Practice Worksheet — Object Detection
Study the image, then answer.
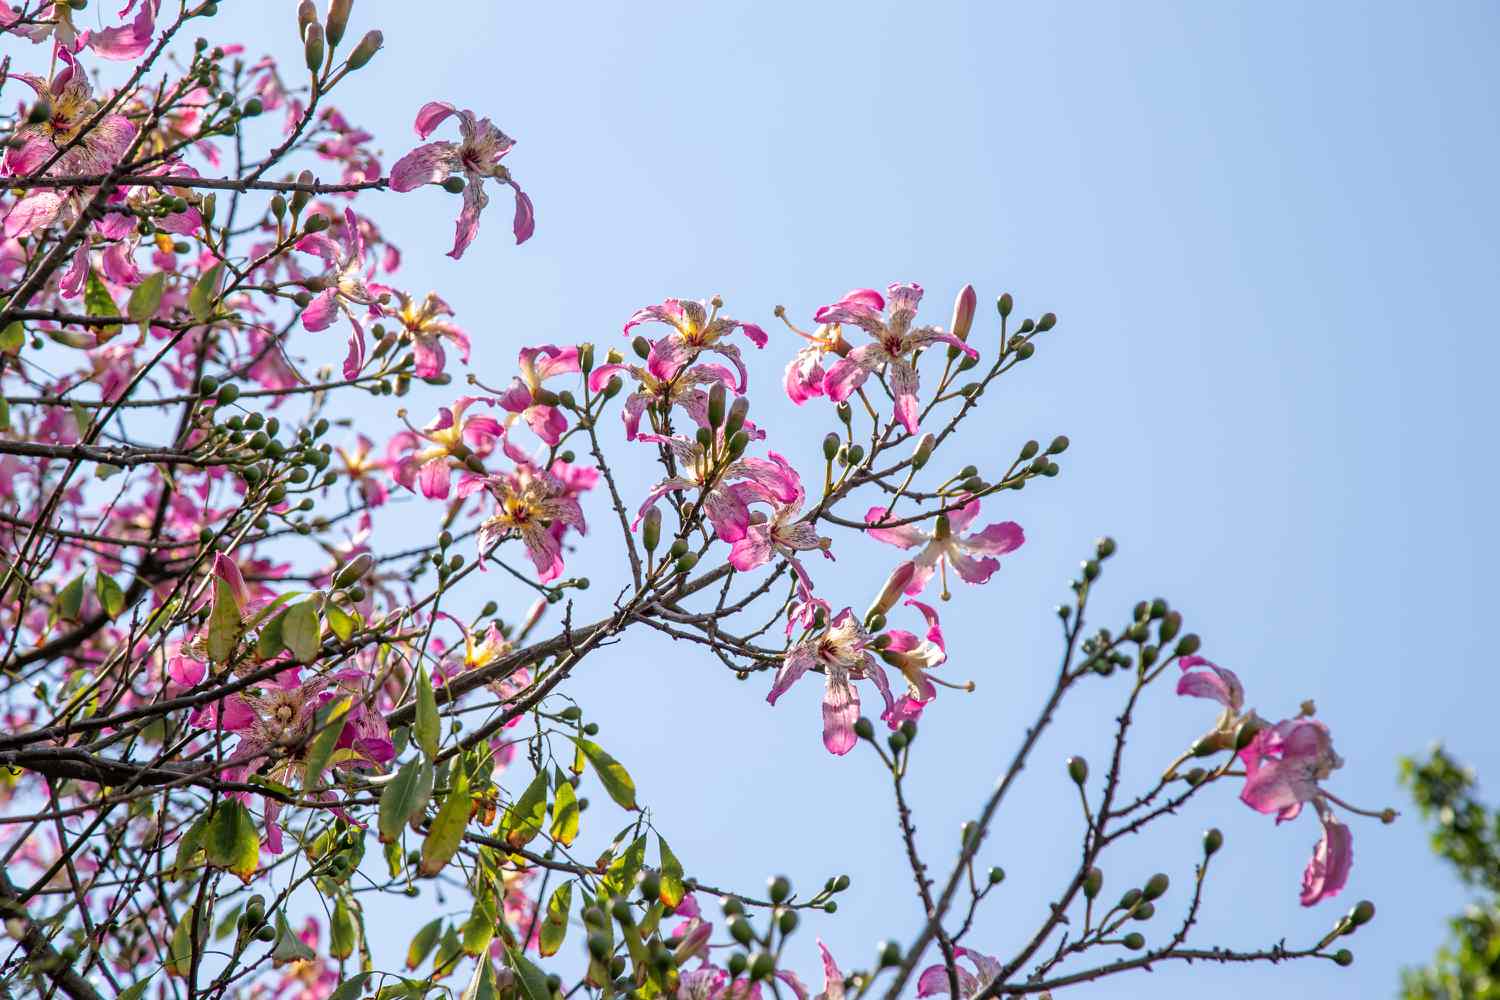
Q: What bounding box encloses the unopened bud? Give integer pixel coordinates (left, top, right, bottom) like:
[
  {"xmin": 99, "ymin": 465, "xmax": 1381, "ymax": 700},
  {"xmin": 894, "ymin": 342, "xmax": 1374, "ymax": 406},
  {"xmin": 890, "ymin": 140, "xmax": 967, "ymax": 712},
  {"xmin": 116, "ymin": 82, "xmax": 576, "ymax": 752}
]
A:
[
  {"xmin": 578, "ymin": 343, "xmax": 594, "ymax": 373},
  {"xmin": 1122, "ymin": 932, "xmax": 1145, "ymax": 951},
  {"xmin": 1202, "ymin": 828, "xmax": 1223, "ymax": 856},
  {"xmin": 642, "ymin": 508, "xmax": 662, "ymax": 553},
  {"xmin": 1174, "ymin": 634, "xmax": 1201, "ymax": 657},
  {"xmin": 1047, "ymin": 435, "xmax": 1069, "ymax": 455},
  {"xmin": 1333, "ymin": 949, "xmax": 1353, "ymax": 967},
  {"xmin": 950, "ymin": 284, "xmax": 977, "ymax": 342},
  {"xmin": 297, "ymin": 0, "xmax": 317, "ymax": 37},
  {"xmin": 1067, "ymin": 756, "xmax": 1088, "ymax": 785},
  {"xmin": 1349, "ymin": 900, "xmax": 1375, "ymax": 927},
  {"xmin": 1019, "ymin": 440, "xmax": 1039, "ymax": 461},
  {"xmin": 767, "ymin": 875, "xmax": 791, "ymax": 903},
  {"xmin": 1142, "ymin": 873, "xmax": 1169, "ymax": 900},
  {"xmin": 303, "ymin": 23, "xmax": 325, "ymax": 73},
  {"xmin": 727, "ymin": 430, "xmax": 750, "ymax": 458},
  {"xmin": 725, "ymin": 396, "xmax": 749, "ymax": 436},
  {"xmin": 988, "ymin": 866, "xmax": 1006, "ymax": 885},
  {"xmin": 346, "ymin": 29, "xmax": 383, "ymax": 69},
  {"xmin": 674, "ymin": 552, "xmax": 698, "ymax": 574},
  {"xmin": 997, "ymin": 293, "xmax": 1013, "ymax": 319},
  {"xmin": 878, "ymin": 941, "xmax": 902, "ymax": 968},
  {"xmin": 325, "ymin": 0, "xmax": 353, "ymax": 47},
  {"xmin": 1082, "ymin": 867, "xmax": 1102, "ymax": 899},
  {"xmin": 631, "ymin": 335, "xmax": 651, "ymax": 360},
  {"xmin": 822, "ymin": 433, "xmax": 840, "ymax": 461},
  {"xmin": 853, "ymin": 717, "xmax": 875, "ymax": 742},
  {"xmin": 1037, "ymin": 312, "xmax": 1057, "ymax": 332},
  {"xmin": 707, "ymin": 383, "xmax": 727, "ymax": 428},
  {"xmin": 333, "ymin": 553, "xmax": 373, "ymax": 589},
  {"xmin": 911, "ymin": 433, "xmax": 936, "ymax": 470}
]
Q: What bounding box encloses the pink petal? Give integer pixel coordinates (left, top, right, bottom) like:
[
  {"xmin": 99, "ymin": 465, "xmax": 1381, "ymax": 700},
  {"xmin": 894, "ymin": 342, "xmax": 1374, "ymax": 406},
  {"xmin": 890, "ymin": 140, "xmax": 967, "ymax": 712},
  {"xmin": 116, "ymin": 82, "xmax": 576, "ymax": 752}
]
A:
[
  {"xmin": 389, "ymin": 140, "xmax": 458, "ymax": 191},
  {"xmin": 412, "ymin": 101, "xmax": 458, "ymax": 140},
  {"xmin": 822, "ymin": 671, "xmax": 860, "ymax": 756},
  {"xmin": 864, "ymin": 507, "xmax": 927, "ymax": 549},
  {"xmin": 299, "ymin": 288, "xmax": 339, "ymax": 332},
  {"xmin": 1300, "ymin": 815, "xmax": 1353, "ymax": 906}
]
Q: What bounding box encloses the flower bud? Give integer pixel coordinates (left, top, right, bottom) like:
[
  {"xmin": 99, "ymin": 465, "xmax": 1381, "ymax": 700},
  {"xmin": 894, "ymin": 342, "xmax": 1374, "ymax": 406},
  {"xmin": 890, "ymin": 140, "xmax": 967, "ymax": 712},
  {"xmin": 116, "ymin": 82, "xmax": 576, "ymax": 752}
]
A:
[
  {"xmin": 988, "ymin": 866, "xmax": 1006, "ymax": 885},
  {"xmin": 728, "ymin": 952, "xmax": 748, "ymax": 976},
  {"xmin": 587, "ymin": 931, "xmax": 610, "ymax": 960},
  {"xmin": 867, "ymin": 562, "xmax": 916, "ymax": 619},
  {"xmin": 604, "ymin": 375, "xmax": 623, "ymax": 398},
  {"xmin": 304, "ymin": 212, "xmax": 330, "ymax": 233},
  {"xmin": 242, "ymin": 96, "xmax": 264, "ymax": 117},
  {"xmin": 1082, "ymin": 867, "xmax": 1102, "ymax": 899},
  {"xmin": 325, "ymin": 0, "xmax": 353, "ymax": 47},
  {"xmin": 878, "ymin": 941, "xmax": 902, "ymax": 968},
  {"xmin": 911, "ymin": 433, "xmax": 936, "ymax": 470},
  {"xmin": 1067, "ymin": 756, "xmax": 1088, "ymax": 785},
  {"xmin": 297, "ymin": 0, "xmax": 317, "ymax": 37},
  {"xmin": 707, "ymin": 383, "xmax": 727, "ymax": 428},
  {"xmin": 728, "ymin": 915, "xmax": 752, "ymax": 945},
  {"xmin": 695, "ymin": 426, "xmax": 713, "ymax": 450},
  {"xmin": 1202, "ymin": 827, "xmax": 1223, "ymax": 856},
  {"xmin": 727, "ymin": 430, "xmax": 750, "ymax": 458},
  {"xmin": 1158, "ymin": 611, "xmax": 1181, "ymax": 643},
  {"xmin": 887, "ymin": 731, "xmax": 907, "ymax": 752},
  {"xmin": 1047, "ymin": 435, "xmax": 1069, "ymax": 455},
  {"xmin": 1349, "ymin": 900, "xmax": 1375, "ymax": 927},
  {"xmin": 750, "ymin": 951, "xmax": 775, "ymax": 981},
  {"xmin": 950, "ymin": 284, "xmax": 977, "ymax": 342},
  {"xmin": 1234, "ymin": 718, "xmax": 1261, "ymax": 751},
  {"xmin": 1095, "ymin": 536, "xmax": 1116, "ymax": 559},
  {"xmin": 333, "ymin": 553, "xmax": 373, "ymax": 589},
  {"xmin": 1333, "ymin": 949, "xmax": 1353, "ymax": 967},
  {"xmin": 845, "ymin": 444, "xmax": 865, "ymax": 466},
  {"xmin": 1174, "ymin": 634, "xmax": 1201, "ymax": 657},
  {"xmin": 1132, "ymin": 901, "xmax": 1155, "ymax": 920},
  {"xmin": 632, "ymin": 335, "xmax": 651, "ymax": 360},
  {"xmin": 1118, "ymin": 888, "xmax": 1141, "ymax": 910},
  {"xmin": 1142, "ymin": 873, "xmax": 1169, "ymax": 900},
  {"xmin": 304, "ymin": 23, "xmax": 325, "ymax": 73},
  {"xmin": 768, "ymin": 875, "xmax": 791, "ymax": 904},
  {"xmin": 642, "ymin": 507, "xmax": 662, "ymax": 553},
  {"xmin": 1037, "ymin": 312, "xmax": 1057, "ymax": 332},
  {"xmin": 778, "ymin": 910, "xmax": 798, "ymax": 935},
  {"xmin": 1122, "ymin": 932, "xmax": 1145, "ymax": 951},
  {"xmin": 578, "ymin": 342, "xmax": 595, "ymax": 374},
  {"xmin": 853, "ymin": 717, "xmax": 875, "ymax": 742},
  {"xmin": 997, "ymin": 293, "xmax": 1013, "ymax": 319},
  {"xmin": 674, "ymin": 552, "xmax": 698, "ymax": 574},
  {"xmin": 346, "ymin": 29, "xmax": 383, "ymax": 69},
  {"xmin": 725, "ymin": 396, "xmax": 750, "ymax": 436},
  {"xmin": 1019, "ymin": 440, "xmax": 1039, "ymax": 461},
  {"xmin": 822, "ymin": 433, "xmax": 840, "ymax": 461}
]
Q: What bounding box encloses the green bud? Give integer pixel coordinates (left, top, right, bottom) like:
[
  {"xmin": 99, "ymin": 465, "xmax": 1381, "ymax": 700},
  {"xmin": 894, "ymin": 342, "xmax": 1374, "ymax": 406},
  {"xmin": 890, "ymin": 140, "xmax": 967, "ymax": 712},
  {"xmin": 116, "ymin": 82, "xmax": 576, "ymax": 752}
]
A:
[
  {"xmin": 1047, "ymin": 435, "xmax": 1069, "ymax": 455},
  {"xmin": 707, "ymin": 383, "xmax": 727, "ymax": 428},
  {"xmin": 750, "ymin": 951, "xmax": 775, "ymax": 981},
  {"xmin": 255, "ymin": 923, "xmax": 277, "ymax": 942},
  {"xmin": 587, "ymin": 932, "xmax": 610, "ymax": 960},
  {"xmin": 823, "ymin": 433, "xmax": 841, "ymax": 461},
  {"xmin": 997, "ymin": 293, "xmax": 1013, "ymax": 318},
  {"xmin": 778, "ymin": 909, "xmax": 798, "ymax": 935},
  {"xmin": 1095, "ymin": 536, "xmax": 1116, "ymax": 559},
  {"xmin": 1349, "ymin": 900, "xmax": 1375, "ymax": 927},
  {"xmin": 725, "ymin": 396, "xmax": 750, "ymax": 436},
  {"xmin": 878, "ymin": 941, "xmax": 902, "ymax": 968},
  {"xmin": 1119, "ymin": 888, "xmax": 1141, "ymax": 910},
  {"xmin": 632, "ymin": 335, "xmax": 651, "ymax": 359},
  {"xmin": 1132, "ymin": 901, "xmax": 1155, "ymax": 920},
  {"xmin": 441, "ymin": 176, "xmax": 466, "ymax": 194},
  {"xmin": 911, "ymin": 433, "xmax": 936, "ymax": 469},
  {"xmin": 1037, "ymin": 312, "xmax": 1057, "ymax": 332},
  {"xmin": 853, "ymin": 717, "xmax": 875, "ymax": 742},
  {"xmin": 1174, "ymin": 634, "xmax": 1201, "ymax": 657},
  {"xmin": 242, "ymin": 97, "xmax": 264, "ymax": 117},
  {"xmin": 346, "ymin": 30, "xmax": 383, "ymax": 70},
  {"xmin": 642, "ymin": 507, "xmax": 662, "ymax": 553},
  {"xmin": 303, "ymin": 212, "xmax": 330, "ymax": 233},
  {"xmin": 727, "ymin": 430, "xmax": 750, "ymax": 458},
  {"xmin": 199, "ymin": 375, "xmax": 220, "ymax": 396},
  {"xmin": 669, "ymin": 539, "xmax": 689, "ymax": 558},
  {"xmin": 1122, "ymin": 932, "xmax": 1145, "ymax": 951},
  {"xmin": 823, "ymin": 901, "xmax": 838, "ymax": 913},
  {"xmin": 674, "ymin": 552, "xmax": 698, "ymax": 574},
  {"xmin": 610, "ymin": 898, "xmax": 633, "ymax": 924},
  {"xmin": 988, "ymin": 866, "xmax": 1006, "ymax": 886},
  {"xmin": 1159, "ymin": 611, "xmax": 1182, "ymax": 643},
  {"xmin": 303, "ymin": 23, "xmax": 325, "ymax": 73},
  {"xmin": 887, "ymin": 731, "xmax": 907, "ymax": 752},
  {"xmin": 728, "ymin": 952, "xmax": 748, "ymax": 977},
  {"xmin": 768, "ymin": 875, "xmax": 791, "ymax": 904},
  {"xmin": 1202, "ymin": 828, "xmax": 1223, "ymax": 856},
  {"xmin": 1142, "ymin": 873, "xmax": 1169, "ymax": 900},
  {"xmin": 721, "ymin": 897, "xmax": 745, "ymax": 917},
  {"xmin": 728, "ymin": 916, "xmax": 753, "ymax": 945},
  {"xmin": 1234, "ymin": 718, "xmax": 1261, "ymax": 751},
  {"xmin": 1067, "ymin": 756, "xmax": 1088, "ymax": 785},
  {"xmin": 333, "ymin": 553, "xmax": 374, "ymax": 589},
  {"xmin": 1016, "ymin": 342, "xmax": 1035, "ymax": 360},
  {"xmin": 1082, "ymin": 867, "xmax": 1102, "ymax": 898},
  {"xmin": 216, "ymin": 383, "xmax": 240, "ymax": 405},
  {"xmin": 1333, "ymin": 949, "xmax": 1353, "ymax": 967}
]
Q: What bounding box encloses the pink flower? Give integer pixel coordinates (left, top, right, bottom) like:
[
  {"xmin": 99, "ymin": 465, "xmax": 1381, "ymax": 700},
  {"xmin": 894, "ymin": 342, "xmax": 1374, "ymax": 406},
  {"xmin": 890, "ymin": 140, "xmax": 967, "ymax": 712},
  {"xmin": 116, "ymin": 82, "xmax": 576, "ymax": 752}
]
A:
[
  {"xmin": 588, "ymin": 355, "xmax": 738, "ymax": 441},
  {"xmin": 394, "ymin": 290, "xmax": 469, "ymax": 379},
  {"xmin": 632, "ymin": 435, "xmax": 799, "ymax": 545},
  {"xmin": 775, "ymin": 940, "xmax": 846, "ymax": 1000},
  {"xmin": 876, "ymin": 599, "xmax": 958, "ymax": 727},
  {"xmin": 499, "ymin": 344, "xmax": 580, "ymax": 446},
  {"xmin": 467, "ymin": 463, "xmax": 586, "ymax": 582},
  {"xmin": 1239, "ymin": 716, "xmax": 1356, "ymax": 906},
  {"xmin": 2, "ymin": 54, "xmax": 136, "ymax": 178},
  {"xmin": 389, "ymin": 101, "xmax": 533, "ymax": 258},
  {"xmin": 334, "ymin": 434, "xmax": 389, "ymax": 507},
  {"xmin": 775, "ymin": 310, "xmax": 850, "ymax": 405},
  {"xmin": 817, "ymin": 284, "xmax": 978, "ymax": 434},
  {"xmin": 864, "ymin": 496, "xmax": 1023, "ymax": 599},
  {"xmin": 916, "ymin": 947, "xmax": 1001, "ymax": 998},
  {"xmin": 727, "ymin": 473, "xmax": 831, "ymax": 590},
  {"xmin": 1175, "ymin": 655, "xmax": 1261, "ymax": 750},
  {"xmin": 768, "ymin": 608, "xmax": 895, "ymax": 755},
  {"xmin": 87, "ymin": 0, "xmax": 158, "ymax": 60},
  {"xmin": 387, "ymin": 397, "xmax": 503, "ymax": 500},
  {"xmin": 623, "ymin": 296, "xmax": 768, "ymax": 392},
  {"xmin": 294, "ymin": 207, "xmax": 388, "ymax": 378}
]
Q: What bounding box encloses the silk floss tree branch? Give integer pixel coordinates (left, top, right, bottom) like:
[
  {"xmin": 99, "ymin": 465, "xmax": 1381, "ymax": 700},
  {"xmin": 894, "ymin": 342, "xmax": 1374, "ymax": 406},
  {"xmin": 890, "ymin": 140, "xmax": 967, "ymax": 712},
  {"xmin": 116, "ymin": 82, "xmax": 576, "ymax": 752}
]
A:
[{"xmin": 0, "ymin": 1, "xmax": 1394, "ymax": 998}]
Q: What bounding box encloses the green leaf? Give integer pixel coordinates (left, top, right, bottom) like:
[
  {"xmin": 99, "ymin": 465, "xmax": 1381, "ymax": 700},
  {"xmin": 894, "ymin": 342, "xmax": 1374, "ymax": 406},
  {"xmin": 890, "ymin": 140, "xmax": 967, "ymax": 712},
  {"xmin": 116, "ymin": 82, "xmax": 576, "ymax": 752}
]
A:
[
  {"xmin": 69, "ymin": 401, "xmax": 90, "ymax": 437},
  {"xmin": 164, "ymin": 909, "xmax": 210, "ymax": 977},
  {"xmin": 206, "ymin": 573, "xmax": 244, "ymax": 663},
  {"xmin": 460, "ymin": 894, "xmax": 497, "ymax": 957},
  {"xmin": 506, "ymin": 944, "xmax": 553, "ymax": 1000},
  {"xmin": 302, "ymin": 695, "xmax": 351, "ymax": 789},
  {"xmin": 0, "ymin": 395, "xmax": 9, "ymax": 432},
  {"xmin": 171, "ymin": 813, "xmax": 209, "ymax": 879},
  {"xmin": 0, "ymin": 320, "xmax": 23, "ymax": 353},
  {"xmin": 256, "ymin": 608, "xmax": 286, "ymax": 660},
  {"xmin": 126, "ymin": 270, "xmax": 166, "ymax": 327},
  {"xmin": 328, "ymin": 973, "xmax": 372, "ymax": 1000},
  {"xmin": 329, "ymin": 896, "xmax": 357, "ymax": 959},
  {"xmin": 502, "ymin": 769, "xmax": 549, "ymax": 850},
  {"xmin": 550, "ymin": 775, "xmax": 580, "ymax": 848},
  {"xmin": 84, "ymin": 269, "xmax": 121, "ymax": 338},
  {"xmin": 271, "ymin": 910, "xmax": 316, "ymax": 965},
  {"xmin": 405, "ymin": 917, "xmax": 442, "ymax": 970},
  {"xmin": 414, "ymin": 663, "xmax": 440, "ymax": 761},
  {"xmin": 116, "ymin": 982, "xmax": 150, "ymax": 1000},
  {"xmin": 572, "ymin": 737, "xmax": 638, "ymax": 811},
  {"xmin": 95, "ymin": 572, "xmax": 126, "ymax": 618},
  {"xmin": 461, "ymin": 959, "xmax": 502, "ymax": 1000},
  {"xmin": 379, "ymin": 759, "xmax": 434, "ymax": 844},
  {"xmin": 56, "ymin": 574, "xmax": 85, "ymax": 622},
  {"xmin": 658, "ymin": 834, "xmax": 686, "ymax": 910},
  {"xmin": 326, "ymin": 603, "xmax": 356, "ymax": 642},
  {"xmin": 188, "ymin": 263, "xmax": 223, "ymax": 322},
  {"xmin": 420, "ymin": 768, "xmax": 470, "ymax": 877},
  {"xmin": 538, "ymin": 881, "xmax": 572, "ymax": 958},
  {"xmin": 204, "ymin": 799, "xmax": 260, "ymax": 882},
  {"xmin": 282, "ymin": 600, "xmax": 321, "ymax": 662},
  {"xmin": 603, "ymin": 834, "xmax": 647, "ymax": 897}
]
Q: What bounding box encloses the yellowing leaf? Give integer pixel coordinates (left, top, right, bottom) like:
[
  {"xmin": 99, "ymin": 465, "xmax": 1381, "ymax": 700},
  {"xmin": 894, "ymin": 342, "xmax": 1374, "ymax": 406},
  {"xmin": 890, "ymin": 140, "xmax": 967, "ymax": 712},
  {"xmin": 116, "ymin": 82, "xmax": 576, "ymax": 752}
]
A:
[
  {"xmin": 204, "ymin": 799, "xmax": 260, "ymax": 882},
  {"xmin": 84, "ymin": 269, "xmax": 121, "ymax": 339},
  {"xmin": 550, "ymin": 777, "xmax": 579, "ymax": 848},
  {"xmin": 658, "ymin": 835, "xmax": 686, "ymax": 910},
  {"xmin": 502, "ymin": 769, "xmax": 548, "ymax": 850},
  {"xmin": 538, "ymin": 881, "xmax": 572, "ymax": 958},
  {"xmin": 405, "ymin": 917, "xmax": 442, "ymax": 970}
]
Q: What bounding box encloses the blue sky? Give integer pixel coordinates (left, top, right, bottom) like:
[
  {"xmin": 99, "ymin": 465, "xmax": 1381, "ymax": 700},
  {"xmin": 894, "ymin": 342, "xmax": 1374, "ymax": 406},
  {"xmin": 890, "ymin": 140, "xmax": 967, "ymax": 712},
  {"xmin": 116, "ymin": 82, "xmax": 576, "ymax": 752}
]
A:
[{"xmin": 108, "ymin": 2, "xmax": 1500, "ymax": 995}]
